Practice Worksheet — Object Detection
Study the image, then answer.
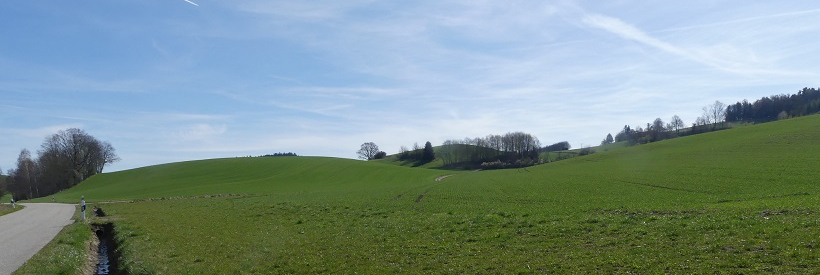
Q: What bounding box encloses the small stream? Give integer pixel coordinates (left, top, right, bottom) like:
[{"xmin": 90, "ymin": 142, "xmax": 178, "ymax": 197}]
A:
[
  {"xmin": 97, "ymin": 237, "xmax": 112, "ymax": 274},
  {"xmin": 93, "ymin": 223, "xmax": 122, "ymax": 275}
]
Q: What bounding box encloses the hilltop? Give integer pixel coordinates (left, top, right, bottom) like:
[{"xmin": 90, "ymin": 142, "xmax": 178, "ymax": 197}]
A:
[{"xmin": 51, "ymin": 156, "xmax": 447, "ymax": 202}]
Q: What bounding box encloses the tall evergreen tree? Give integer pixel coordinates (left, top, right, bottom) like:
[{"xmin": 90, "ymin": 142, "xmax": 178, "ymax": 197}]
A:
[{"xmin": 422, "ymin": 141, "xmax": 434, "ymax": 163}]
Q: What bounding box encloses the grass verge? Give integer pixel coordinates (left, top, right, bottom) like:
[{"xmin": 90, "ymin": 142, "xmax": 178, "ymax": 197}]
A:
[{"xmin": 0, "ymin": 204, "xmax": 24, "ymax": 217}]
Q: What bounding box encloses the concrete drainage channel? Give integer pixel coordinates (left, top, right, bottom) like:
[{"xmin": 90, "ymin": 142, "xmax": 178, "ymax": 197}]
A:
[{"xmin": 90, "ymin": 208, "xmax": 125, "ymax": 275}]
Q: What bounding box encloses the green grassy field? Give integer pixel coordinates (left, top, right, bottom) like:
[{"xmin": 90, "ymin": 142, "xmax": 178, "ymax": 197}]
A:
[{"xmin": 30, "ymin": 115, "xmax": 820, "ymax": 274}]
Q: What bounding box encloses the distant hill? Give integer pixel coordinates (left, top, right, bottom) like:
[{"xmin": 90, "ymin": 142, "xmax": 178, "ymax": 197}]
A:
[
  {"xmin": 53, "ymin": 114, "xmax": 820, "ymax": 205},
  {"xmin": 50, "ymin": 156, "xmax": 447, "ymax": 202}
]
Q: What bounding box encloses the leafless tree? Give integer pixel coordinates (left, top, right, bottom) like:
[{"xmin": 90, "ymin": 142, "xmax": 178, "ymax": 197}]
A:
[
  {"xmin": 357, "ymin": 142, "xmax": 380, "ymax": 160},
  {"xmin": 10, "ymin": 149, "xmax": 39, "ymax": 199},
  {"xmin": 39, "ymin": 128, "xmax": 120, "ymax": 191},
  {"xmin": 669, "ymin": 115, "xmax": 684, "ymax": 134},
  {"xmin": 705, "ymin": 100, "xmax": 727, "ymax": 130},
  {"xmin": 6, "ymin": 128, "xmax": 118, "ymax": 199}
]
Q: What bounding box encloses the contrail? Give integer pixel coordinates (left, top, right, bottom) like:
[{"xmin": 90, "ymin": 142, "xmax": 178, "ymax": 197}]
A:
[{"xmin": 182, "ymin": 0, "xmax": 199, "ymax": 6}]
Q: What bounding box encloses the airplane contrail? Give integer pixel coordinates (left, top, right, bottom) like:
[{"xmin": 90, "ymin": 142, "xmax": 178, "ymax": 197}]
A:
[{"xmin": 182, "ymin": 0, "xmax": 199, "ymax": 6}]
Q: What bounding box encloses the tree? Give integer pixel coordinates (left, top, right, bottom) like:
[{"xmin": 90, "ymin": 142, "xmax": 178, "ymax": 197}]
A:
[
  {"xmin": 92, "ymin": 141, "xmax": 120, "ymax": 174},
  {"xmin": 9, "ymin": 149, "xmax": 39, "ymax": 199},
  {"xmin": 398, "ymin": 145, "xmax": 410, "ymax": 160},
  {"xmin": 356, "ymin": 142, "xmax": 380, "ymax": 160},
  {"xmin": 706, "ymin": 100, "xmax": 727, "ymax": 130},
  {"xmin": 422, "ymin": 141, "xmax": 434, "ymax": 163},
  {"xmin": 373, "ymin": 151, "xmax": 387, "ymax": 159},
  {"xmin": 601, "ymin": 133, "xmax": 614, "ymax": 145},
  {"xmin": 38, "ymin": 128, "xmax": 118, "ymax": 189},
  {"xmin": 669, "ymin": 115, "xmax": 684, "ymax": 135},
  {"xmin": 7, "ymin": 128, "xmax": 119, "ymax": 199},
  {"xmin": 544, "ymin": 141, "xmax": 570, "ymax": 152},
  {"xmin": 649, "ymin": 118, "xmax": 666, "ymax": 142}
]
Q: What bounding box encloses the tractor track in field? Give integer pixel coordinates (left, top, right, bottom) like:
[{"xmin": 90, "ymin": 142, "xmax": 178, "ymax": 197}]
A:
[
  {"xmin": 617, "ymin": 180, "xmax": 711, "ymax": 194},
  {"xmin": 417, "ymin": 171, "xmax": 481, "ymax": 203},
  {"xmin": 417, "ymin": 174, "xmax": 456, "ymax": 203},
  {"xmin": 391, "ymin": 174, "xmax": 454, "ymax": 203}
]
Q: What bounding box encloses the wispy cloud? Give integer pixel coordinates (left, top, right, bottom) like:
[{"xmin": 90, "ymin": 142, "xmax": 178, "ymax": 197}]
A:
[
  {"xmin": 181, "ymin": 0, "xmax": 199, "ymax": 7},
  {"xmin": 655, "ymin": 8, "xmax": 820, "ymax": 33},
  {"xmin": 581, "ymin": 12, "xmax": 815, "ymax": 79}
]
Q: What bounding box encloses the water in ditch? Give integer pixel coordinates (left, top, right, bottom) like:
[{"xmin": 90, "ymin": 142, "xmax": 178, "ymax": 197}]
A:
[{"xmin": 94, "ymin": 223, "xmax": 122, "ymax": 275}]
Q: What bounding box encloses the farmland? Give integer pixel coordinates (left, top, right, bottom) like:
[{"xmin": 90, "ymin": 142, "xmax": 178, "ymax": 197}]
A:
[{"xmin": 26, "ymin": 115, "xmax": 820, "ymax": 274}]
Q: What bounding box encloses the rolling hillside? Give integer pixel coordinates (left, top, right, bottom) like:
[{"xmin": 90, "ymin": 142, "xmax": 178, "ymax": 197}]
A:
[
  {"xmin": 31, "ymin": 114, "xmax": 820, "ymax": 274},
  {"xmin": 51, "ymin": 156, "xmax": 449, "ymax": 202}
]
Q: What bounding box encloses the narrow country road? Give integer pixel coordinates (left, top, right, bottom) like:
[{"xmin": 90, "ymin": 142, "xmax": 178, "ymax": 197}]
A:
[{"xmin": 0, "ymin": 203, "xmax": 76, "ymax": 275}]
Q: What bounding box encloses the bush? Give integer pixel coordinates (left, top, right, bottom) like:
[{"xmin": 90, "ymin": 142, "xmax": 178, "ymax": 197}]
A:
[{"xmin": 578, "ymin": 147, "xmax": 595, "ymax": 156}]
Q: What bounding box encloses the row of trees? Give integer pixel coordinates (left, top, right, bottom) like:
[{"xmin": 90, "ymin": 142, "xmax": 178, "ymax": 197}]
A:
[
  {"xmin": 397, "ymin": 142, "xmax": 434, "ymax": 164},
  {"xmin": 356, "ymin": 141, "xmax": 435, "ymax": 165},
  {"xmin": 260, "ymin": 152, "xmax": 298, "ymax": 157},
  {"xmin": 612, "ymin": 101, "xmax": 728, "ymax": 145},
  {"xmin": 437, "ymin": 132, "xmax": 541, "ymax": 167},
  {"xmin": 5, "ymin": 128, "xmax": 119, "ymax": 200},
  {"xmin": 611, "ymin": 87, "xmax": 820, "ymax": 148},
  {"xmin": 726, "ymin": 87, "xmax": 820, "ymax": 122}
]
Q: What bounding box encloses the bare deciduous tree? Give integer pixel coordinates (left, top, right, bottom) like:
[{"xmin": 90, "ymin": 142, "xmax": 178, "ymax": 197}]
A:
[
  {"xmin": 357, "ymin": 142, "xmax": 380, "ymax": 160},
  {"xmin": 10, "ymin": 149, "xmax": 39, "ymax": 199},
  {"xmin": 7, "ymin": 128, "xmax": 119, "ymax": 199},
  {"xmin": 669, "ymin": 115, "xmax": 684, "ymax": 134},
  {"xmin": 705, "ymin": 100, "xmax": 727, "ymax": 130}
]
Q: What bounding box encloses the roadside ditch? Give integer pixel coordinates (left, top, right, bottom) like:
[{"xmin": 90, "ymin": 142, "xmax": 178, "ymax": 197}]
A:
[{"xmin": 88, "ymin": 207, "xmax": 126, "ymax": 275}]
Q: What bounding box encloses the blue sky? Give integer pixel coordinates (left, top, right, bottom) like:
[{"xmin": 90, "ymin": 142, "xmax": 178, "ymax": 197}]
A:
[{"xmin": 2, "ymin": 1, "xmax": 820, "ymax": 172}]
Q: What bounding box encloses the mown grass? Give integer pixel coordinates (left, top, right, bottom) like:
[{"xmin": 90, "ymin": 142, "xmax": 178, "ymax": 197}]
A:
[
  {"xmin": 29, "ymin": 114, "xmax": 820, "ymax": 273},
  {"xmin": 13, "ymin": 206, "xmax": 93, "ymax": 275}
]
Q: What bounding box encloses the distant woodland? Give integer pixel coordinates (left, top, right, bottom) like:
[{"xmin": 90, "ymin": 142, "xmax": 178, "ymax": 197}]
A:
[
  {"xmin": 365, "ymin": 86, "xmax": 820, "ymax": 170},
  {"xmin": 725, "ymin": 87, "xmax": 820, "ymax": 122}
]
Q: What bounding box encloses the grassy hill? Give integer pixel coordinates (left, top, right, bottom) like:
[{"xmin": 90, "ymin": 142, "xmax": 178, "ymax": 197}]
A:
[
  {"xmin": 27, "ymin": 115, "xmax": 820, "ymax": 274},
  {"xmin": 49, "ymin": 156, "xmax": 449, "ymax": 202}
]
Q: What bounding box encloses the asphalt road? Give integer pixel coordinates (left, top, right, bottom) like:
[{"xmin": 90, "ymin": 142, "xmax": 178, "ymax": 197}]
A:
[{"xmin": 0, "ymin": 203, "xmax": 76, "ymax": 275}]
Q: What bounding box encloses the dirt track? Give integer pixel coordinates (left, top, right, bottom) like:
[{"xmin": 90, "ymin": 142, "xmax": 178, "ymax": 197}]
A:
[{"xmin": 0, "ymin": 203, "xmax": 75, "ymax": 275}]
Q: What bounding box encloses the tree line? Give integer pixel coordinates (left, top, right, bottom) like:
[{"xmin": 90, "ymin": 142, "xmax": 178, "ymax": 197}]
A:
[
  {"xmin": 726, "ymin": 87, "xmax": 820, "ymax": 122},
  {"xmin": 260, "ymin": 152, "xmax": 298, "ymax": 157},
  {"xmin": 357, "ymin": 132, "xmax": 545, "ymax": 169},
  {"xmin": 611, "ymin": 100, "xmax": 729, "ymax": 145},
  {"xmin": 397, "ymin": 142, "xmax": 434, "ymax": 164},
  {"xmin": 438, "ymin": 131, "xmax": 541, "ymax": 169},
  {"xmin": 608, "ymin": 87, "xmax": 820, "ymax": 147},
  {"xmin": 354, "ymin": 86, "xmax": 820, "ymax": 171},
  {"xmin": 4, "ymin": 128, "xmax": 119, "ymax": 200},
  {"xmin": 356, "ymin": 141, "xmax": 435, "ymax": 165}
]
